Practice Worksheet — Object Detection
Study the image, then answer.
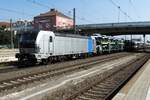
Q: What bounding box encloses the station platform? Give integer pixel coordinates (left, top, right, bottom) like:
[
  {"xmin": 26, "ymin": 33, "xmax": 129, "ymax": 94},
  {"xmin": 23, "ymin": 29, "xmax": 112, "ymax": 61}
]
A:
[
  {"xmin": 0, "ymin": 49, "xmax": 18, "ymax": 63},
  {"xmin": 113, "ymin": 59, "xmax": 150, "ymax": 100}
]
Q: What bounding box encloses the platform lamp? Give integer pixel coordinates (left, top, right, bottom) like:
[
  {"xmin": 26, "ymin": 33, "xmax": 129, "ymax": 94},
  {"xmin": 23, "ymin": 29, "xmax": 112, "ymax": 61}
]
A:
[{"xmin": 10, "ymin": 19, "xmax": 14, "ymax": 49}]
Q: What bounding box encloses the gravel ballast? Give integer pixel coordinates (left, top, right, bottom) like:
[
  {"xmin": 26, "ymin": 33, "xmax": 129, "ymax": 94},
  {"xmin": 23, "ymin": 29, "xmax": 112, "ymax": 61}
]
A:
[{"xmin": 0, "ymin": 53, "xmax": 144, "ymax": 100}]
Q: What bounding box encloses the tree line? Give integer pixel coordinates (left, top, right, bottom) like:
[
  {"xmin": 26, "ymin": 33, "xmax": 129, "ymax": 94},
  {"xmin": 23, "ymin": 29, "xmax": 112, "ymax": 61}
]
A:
[{"xmin": 0, "ymin": 26, "xmax": 18, "ymax": 48}]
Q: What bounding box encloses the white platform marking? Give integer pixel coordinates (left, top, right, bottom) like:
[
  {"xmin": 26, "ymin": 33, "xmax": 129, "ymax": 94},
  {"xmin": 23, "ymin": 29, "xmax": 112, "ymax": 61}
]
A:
[{"xmin": 146, "ymin": 85, "xmax": 150, "ymax": 100}]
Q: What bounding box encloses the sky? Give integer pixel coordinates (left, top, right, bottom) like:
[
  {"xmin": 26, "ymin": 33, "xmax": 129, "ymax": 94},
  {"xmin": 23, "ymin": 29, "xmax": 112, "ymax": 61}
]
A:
[
  {"xmin": 0, "ymin": 0, "xmax": 150, "ymax": 41},
  {"xmin": 0, "ymin": 0, "xmax": 150, "ymax": 24}
]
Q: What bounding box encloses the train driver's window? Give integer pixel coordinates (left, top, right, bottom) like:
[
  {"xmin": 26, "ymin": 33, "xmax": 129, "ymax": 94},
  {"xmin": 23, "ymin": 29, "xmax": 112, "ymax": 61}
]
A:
[{"xmin": 49, "ymin": 36, "xmax": 53, "ymax": 42}]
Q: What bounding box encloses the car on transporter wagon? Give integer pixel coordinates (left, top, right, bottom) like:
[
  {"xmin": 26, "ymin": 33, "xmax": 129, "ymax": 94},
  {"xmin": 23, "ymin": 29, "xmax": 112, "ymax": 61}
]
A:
[{"xmin": 92, "ymin": 34, "xmax": 124, "ymax": 53}]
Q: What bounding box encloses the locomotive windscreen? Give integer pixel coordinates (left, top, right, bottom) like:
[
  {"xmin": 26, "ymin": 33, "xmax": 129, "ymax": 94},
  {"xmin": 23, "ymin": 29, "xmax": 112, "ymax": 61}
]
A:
[{"xmin": 19, "ymin": 31, "xmax": 38, "ymax": 48}]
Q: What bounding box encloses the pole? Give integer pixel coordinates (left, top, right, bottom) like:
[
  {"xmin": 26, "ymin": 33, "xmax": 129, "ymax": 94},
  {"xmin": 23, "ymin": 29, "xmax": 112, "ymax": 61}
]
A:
[
  {"xmin": 131, "ymin": 34, "xmax": 132, "ymax": 42},
  {"xmin": 73, "ymin": 8, "xmax": 76, "ymax": 34},
  {"xmin": 118, "ymin": 6, "xmax": 120, "ymax": 23},
  {"xmin": 124, "ymin": 35, "xmax": 126, "ymax": 40},
  {"xmin": 10, "ymin": 19, "xmax": 14, "ymax": 49},
  {"xmin": 143, "ymin": 34, "xmax": 146, "ymax": 52},
  {"xmin": 130, "ymin": 34, "xmax": 132, "ymax": 51}
]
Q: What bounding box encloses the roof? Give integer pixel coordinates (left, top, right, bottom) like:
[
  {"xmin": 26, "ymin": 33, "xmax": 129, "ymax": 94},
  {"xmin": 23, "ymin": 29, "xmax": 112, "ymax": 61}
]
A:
[
  {"xmin": 0, "ymin": 22, "xmax": 10, "ymax": 27},
  {"xmin": 34, "ymin": 9, "xmax": 72, "ymax": 19},
  {"xmin": 19, "ymin": 30, "xmax": 87, "ymax": 39},
  {"xmin": 55, "ymin": 32, "xmax": 88, "ymax": 39}
]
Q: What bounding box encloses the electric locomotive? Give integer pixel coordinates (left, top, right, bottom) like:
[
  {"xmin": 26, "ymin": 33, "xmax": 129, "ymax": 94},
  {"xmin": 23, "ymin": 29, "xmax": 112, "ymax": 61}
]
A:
[{"xmin": 16, "ymin": 30, "xmax": 97, "ymax": 64}]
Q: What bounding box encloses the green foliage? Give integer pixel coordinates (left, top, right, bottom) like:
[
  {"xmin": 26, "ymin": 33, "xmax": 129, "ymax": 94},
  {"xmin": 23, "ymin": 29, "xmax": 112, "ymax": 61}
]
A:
[
  {"xmin": 0, "ymin": 32, "xmax": 11, "ymax": 45},
  {"xmin": 0, "ymin": 26, "xmax": 6, "ymax": 31},
  {"xmin": 0, "ymin": 31, "xmax": 19, "ymax": 48}
]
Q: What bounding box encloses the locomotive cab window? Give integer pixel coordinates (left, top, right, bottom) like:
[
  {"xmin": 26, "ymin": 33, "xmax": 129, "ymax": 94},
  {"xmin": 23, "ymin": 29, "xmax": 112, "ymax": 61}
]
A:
[{"xmin": 49, "ymin": 36, "xmax": 53, "ymax": 42}]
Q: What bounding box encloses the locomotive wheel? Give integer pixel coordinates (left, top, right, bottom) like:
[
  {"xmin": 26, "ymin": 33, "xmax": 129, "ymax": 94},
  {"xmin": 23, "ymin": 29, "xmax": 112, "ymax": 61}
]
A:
[{"xmin": 41, "ymin": 59, "xmax": 49, "ymax": 65}]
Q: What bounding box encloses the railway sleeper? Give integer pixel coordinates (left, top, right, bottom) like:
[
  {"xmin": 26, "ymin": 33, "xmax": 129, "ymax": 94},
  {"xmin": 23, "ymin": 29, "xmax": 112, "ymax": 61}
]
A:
[
  {"xmin": 17, "ymin": 79, "xmax": 26, "ymax": 82},
  {"xmin": 88, "ymin": 89, "xmax": 110, "ymax": 95},
  {"xmin": 84, "ymin": 91, "xmax": 108, "ymax": 98},
  {"xmin": 110, "ymin": 79, "xmax": 122, "ymax": 85},
  {"xmin": 79, "ymin": 92, "xmax": 106, "ymax": 99},
  {"xmin": 23, "ymin": 77, "xmax": 32, "ymax": 81},
  {"xmin": 98, "ymin": 83, "xmax": 118, "ymax": 89},
  {"xmin": 88, "ymin": 90, "xmax": 110, "ymax": 97},
  {"xmin": 77, "ymin": 94, "xmax": 99, "ymax": 100},
  {"xmin": 96, "ymin": 83, "xmax": 113, "ymax": 87},
  {"xmin": 76, "ymin": 96, "xmax": 92, "ymax": 100},
  {"xmin": 91, "ymin": 88, "xmax": 112, "ymax": 96},
  {"xmin": 93, "ymin": 85, "xmax": 114, "ymax": 90},
  {"xmin": 28, "ymin": 76, "xmax": 37, "ymax": 79},
  {"xmin": 0, "ymin": 85, "xmax": 5, "ymax": 88},
  {"xmin": 10, "ymin": 80, "xmax": 20, "ymax": 84},
  {"xmin": 2, "ymin": 82, "xmax": 13, "ymax": 86},
  {"xmin": 36, "ymin": 74, "xmax": 44, "ymax": 78}
]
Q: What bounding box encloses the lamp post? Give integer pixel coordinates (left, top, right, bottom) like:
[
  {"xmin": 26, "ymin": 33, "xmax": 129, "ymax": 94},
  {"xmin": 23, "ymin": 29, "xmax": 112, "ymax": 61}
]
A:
[
  {"xmin": 73, "ymin": 8, "xmax": 76, "ymax": 34},
  {"xmin": 10, "ymin": 19, "xmax": 14, "ymax": 49},
  {"xmin": 118, "ymin": 6, "xmax": 120, "ymax": 23}
]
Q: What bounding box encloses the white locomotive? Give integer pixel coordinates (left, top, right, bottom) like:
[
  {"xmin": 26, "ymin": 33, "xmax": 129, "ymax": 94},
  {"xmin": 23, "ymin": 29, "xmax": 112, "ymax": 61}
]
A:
[{"xmin": 16, "ymin": 30, "xmax": 97, "ymax": 64}]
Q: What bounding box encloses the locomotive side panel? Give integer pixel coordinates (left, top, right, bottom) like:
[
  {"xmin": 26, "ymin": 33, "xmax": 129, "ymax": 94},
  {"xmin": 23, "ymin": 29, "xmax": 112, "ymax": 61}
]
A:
[{"xmin": 53, "ymin": 36, "xmax": 88, "ymax": 56}]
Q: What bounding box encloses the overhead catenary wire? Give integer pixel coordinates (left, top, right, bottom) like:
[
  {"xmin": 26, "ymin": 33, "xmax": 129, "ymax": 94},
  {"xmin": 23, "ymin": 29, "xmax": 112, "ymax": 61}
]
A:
[
  {"xmin": 108, "ymin": 0, "xmax": 133, "ymax": 21},
  {"xmin": 26, "ymin": 0, "xmax": 53, "ymax": 9},
  {"xmin": 62, "ymin": 9, "xmax": 94, "ymax": 24},
  {"xmin": 0, "ymin": 7, "xmax": 34, "ymax": 23},
  {"xmin": 26, "ymin": 0, "xmax": 94, "ymax": 24},
  {"xmin": 129, "ymin": 0, "xmax": 141, "ymax": 19},
  {"xmin": 26, "ymin": 0, "xmax": 72, "ymax": 20},
  {"xmin": 26, "ymin": 0, "xmax": 49, "ymax": 8},
  {"xmin": 0, "ymin": 16, "xmax": 13, "ymax": 21},
  {"xmin": 0, "ymin": 7, "xmax": 34, "ymax": 17},
  {"xmin": 76, "ymin": 10, "xmax": 95, "ymax": 23}
]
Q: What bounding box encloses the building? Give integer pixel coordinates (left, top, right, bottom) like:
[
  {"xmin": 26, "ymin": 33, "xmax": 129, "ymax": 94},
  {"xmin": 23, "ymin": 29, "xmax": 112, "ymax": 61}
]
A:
[
  {"xmin": 0, "ymin": 22, "xmax": 10, "ymax": 27},
  {"xmin": 0, "ymin": 22, "xmax": 10, "ymax": 31},
  {"xmin": 12, "ymin": 20, "xmax": 34, "ymax": 31},
  {"xmin": 34, "ymin": 9, "xmax": 73, "ymax": 31}
]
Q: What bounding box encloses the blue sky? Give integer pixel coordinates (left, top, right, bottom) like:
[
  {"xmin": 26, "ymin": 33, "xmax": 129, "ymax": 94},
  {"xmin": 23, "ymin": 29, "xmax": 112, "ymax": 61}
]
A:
[
  {"xmin": 0, "ymin": 0, "xmax": 150, "ymax": 25},
  {"xmin": 0, "ymin": 0, "xmax": 150, "ymax": 41}
]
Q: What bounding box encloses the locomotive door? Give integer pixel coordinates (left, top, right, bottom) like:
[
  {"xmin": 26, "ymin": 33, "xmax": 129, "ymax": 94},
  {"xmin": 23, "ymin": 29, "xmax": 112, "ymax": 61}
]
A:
[{"xmin": 49, "ymin": 36, "xmax": 53, "ymax": 54}]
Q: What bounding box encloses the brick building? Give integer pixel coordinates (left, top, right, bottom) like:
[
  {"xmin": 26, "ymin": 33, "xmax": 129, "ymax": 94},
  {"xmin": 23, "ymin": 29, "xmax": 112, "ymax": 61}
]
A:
[
  {"xmin": 0, "ymin": 22, "xmax": 10, "ymax": 27},
  {"xmin": 34, "ymin": 9, "xmax": 73, "ymax": 31}
]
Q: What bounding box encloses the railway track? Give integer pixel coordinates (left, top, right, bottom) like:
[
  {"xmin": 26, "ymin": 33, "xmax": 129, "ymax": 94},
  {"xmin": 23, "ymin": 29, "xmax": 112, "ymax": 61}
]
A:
[
  {"xmin": 65, "ymin": 54, "xmax": 149, "ymax": 100},
  {"xmin": 0, "ymin": 53, "xmax": 130, "ymax": 92},
  {"xmin": 0, "ymin": 66, "xmax": 18, "ymax": 73},
  {"xmin": 0, "ymin": 53, "xmax": 128, "ymax": 74}
]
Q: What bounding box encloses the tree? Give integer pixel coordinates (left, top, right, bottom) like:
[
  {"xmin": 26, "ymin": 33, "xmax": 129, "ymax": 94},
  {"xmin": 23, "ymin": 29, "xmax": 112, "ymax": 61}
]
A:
[{"xmin": 0, "ymin": 25, "xmax": 6, "ymax": 31}]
